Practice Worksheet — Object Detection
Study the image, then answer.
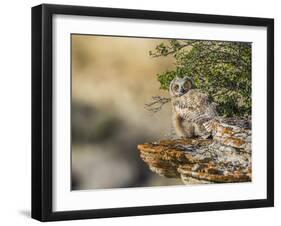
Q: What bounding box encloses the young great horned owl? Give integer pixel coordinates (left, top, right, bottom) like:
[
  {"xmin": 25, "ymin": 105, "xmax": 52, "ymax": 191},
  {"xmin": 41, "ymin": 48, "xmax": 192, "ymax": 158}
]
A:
[{"xmin": 170, "ymin": 76, "xmax": 218, "ymax": 138}]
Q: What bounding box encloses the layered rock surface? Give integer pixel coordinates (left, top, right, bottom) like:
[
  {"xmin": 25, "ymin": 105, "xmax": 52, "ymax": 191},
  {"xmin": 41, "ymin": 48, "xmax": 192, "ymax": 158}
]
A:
[{"xmin": 137, "ymin": 118, "xmax": 251, "ymax": 184}]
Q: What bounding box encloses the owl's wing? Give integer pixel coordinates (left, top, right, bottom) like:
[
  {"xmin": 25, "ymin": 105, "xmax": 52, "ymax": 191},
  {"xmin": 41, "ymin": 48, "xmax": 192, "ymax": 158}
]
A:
[{"xmin": 173, "ymin": 89, "xmax": 218, "ymax": 124}]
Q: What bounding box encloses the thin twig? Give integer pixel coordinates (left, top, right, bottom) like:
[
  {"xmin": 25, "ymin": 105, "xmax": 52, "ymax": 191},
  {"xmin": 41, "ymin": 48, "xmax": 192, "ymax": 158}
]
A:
[{"xmin": 145, "ymin": 96, "xmax": 171, "ymax": 113}]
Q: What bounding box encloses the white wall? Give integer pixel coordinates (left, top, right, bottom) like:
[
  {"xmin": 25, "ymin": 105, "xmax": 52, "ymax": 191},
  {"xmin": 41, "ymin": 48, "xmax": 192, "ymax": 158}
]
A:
[{"xmin": 0, "ymin": 0, "xmax": 279, "ymax": 225}]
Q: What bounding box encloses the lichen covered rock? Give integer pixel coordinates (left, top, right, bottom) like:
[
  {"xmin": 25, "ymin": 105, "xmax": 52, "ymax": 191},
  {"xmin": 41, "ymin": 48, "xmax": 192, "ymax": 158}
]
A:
[{"xmin": 138, "ymin": 136, "xmax": 251, "ymax": 184}]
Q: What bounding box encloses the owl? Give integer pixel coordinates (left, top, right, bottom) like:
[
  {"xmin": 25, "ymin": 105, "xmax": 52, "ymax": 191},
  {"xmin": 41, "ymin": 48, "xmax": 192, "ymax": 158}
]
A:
[{"xmin": 169, "ymin": 76, "xmax": 218, "ymax": 138}]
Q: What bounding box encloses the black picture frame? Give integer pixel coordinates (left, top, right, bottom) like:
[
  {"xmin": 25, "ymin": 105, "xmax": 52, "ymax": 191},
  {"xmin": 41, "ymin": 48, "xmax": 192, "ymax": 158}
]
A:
[{"xmin": 32, "ymin": 3, "xmax": 274, "ymax": 222}]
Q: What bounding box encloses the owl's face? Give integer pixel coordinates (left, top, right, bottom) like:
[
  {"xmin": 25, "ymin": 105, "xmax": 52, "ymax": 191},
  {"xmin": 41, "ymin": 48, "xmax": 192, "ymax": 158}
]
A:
[{"xmin": 169, "ymin": 76, "xmax": 194, "ymax": 97}]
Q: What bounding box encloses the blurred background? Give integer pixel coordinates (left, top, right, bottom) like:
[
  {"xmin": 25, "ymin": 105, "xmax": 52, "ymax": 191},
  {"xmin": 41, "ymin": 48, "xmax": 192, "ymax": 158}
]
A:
[{"xmin": 71, "ymin": 34, "xmax": 183, "ymax": 190}]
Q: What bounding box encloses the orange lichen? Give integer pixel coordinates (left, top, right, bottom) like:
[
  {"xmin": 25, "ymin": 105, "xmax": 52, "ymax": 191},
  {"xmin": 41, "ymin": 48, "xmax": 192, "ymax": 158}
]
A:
[{"xmin": 138, "ymin": 138, "xmax": 251, "ymax": 184}]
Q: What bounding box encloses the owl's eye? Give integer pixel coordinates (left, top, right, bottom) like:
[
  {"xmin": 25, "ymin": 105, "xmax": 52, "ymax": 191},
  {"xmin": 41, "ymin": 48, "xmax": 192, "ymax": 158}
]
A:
[
  {"xmin": 174, "ymin": 84, "xmax": 179, "ymax": 91},
  {"xmin": 183, "ymin": 81, "xmax": 191, "ymax": 90}
]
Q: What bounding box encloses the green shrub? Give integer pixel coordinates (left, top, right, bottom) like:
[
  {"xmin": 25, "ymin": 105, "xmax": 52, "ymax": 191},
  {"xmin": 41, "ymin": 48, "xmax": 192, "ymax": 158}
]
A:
[{"xmin": 150, "ymin": 40, "xmax": 251, "ymax": 117}]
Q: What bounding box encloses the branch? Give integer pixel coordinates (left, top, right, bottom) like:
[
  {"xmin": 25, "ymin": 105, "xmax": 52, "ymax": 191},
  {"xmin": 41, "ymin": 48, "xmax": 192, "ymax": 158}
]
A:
[
  {"xmin": 145, "ymin": 96, "xmax": 171, "ymax": 113},
  {"xmin": 149, "ymin": 40, "xmax": 198, "ymax": 58}
]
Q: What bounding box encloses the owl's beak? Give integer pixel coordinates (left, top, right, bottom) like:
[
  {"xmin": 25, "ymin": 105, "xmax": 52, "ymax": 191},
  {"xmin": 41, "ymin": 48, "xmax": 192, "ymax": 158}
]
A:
[{"xmin": 179, "ymin": 88, "xmax": 185, "ymax": 94}]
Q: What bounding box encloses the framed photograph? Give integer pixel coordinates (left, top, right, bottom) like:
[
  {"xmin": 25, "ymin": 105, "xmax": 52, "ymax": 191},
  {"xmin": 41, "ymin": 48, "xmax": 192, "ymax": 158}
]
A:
[{"xmin": 32, "ymin": 4, "xmax": 274, "ymax": 221}]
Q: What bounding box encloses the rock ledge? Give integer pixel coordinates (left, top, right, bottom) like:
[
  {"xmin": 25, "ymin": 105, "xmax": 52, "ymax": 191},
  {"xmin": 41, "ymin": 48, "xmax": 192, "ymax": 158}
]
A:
[{"xmin": 138, "ymin": 138, "xmax": 251, "ymax": 184}]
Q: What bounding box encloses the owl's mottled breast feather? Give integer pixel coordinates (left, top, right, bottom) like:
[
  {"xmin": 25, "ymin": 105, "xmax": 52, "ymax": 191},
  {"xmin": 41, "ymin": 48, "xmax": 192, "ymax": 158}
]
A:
[{"xmin": 172, "ymin": 89, "xmax": 218, "ymax": 123}]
